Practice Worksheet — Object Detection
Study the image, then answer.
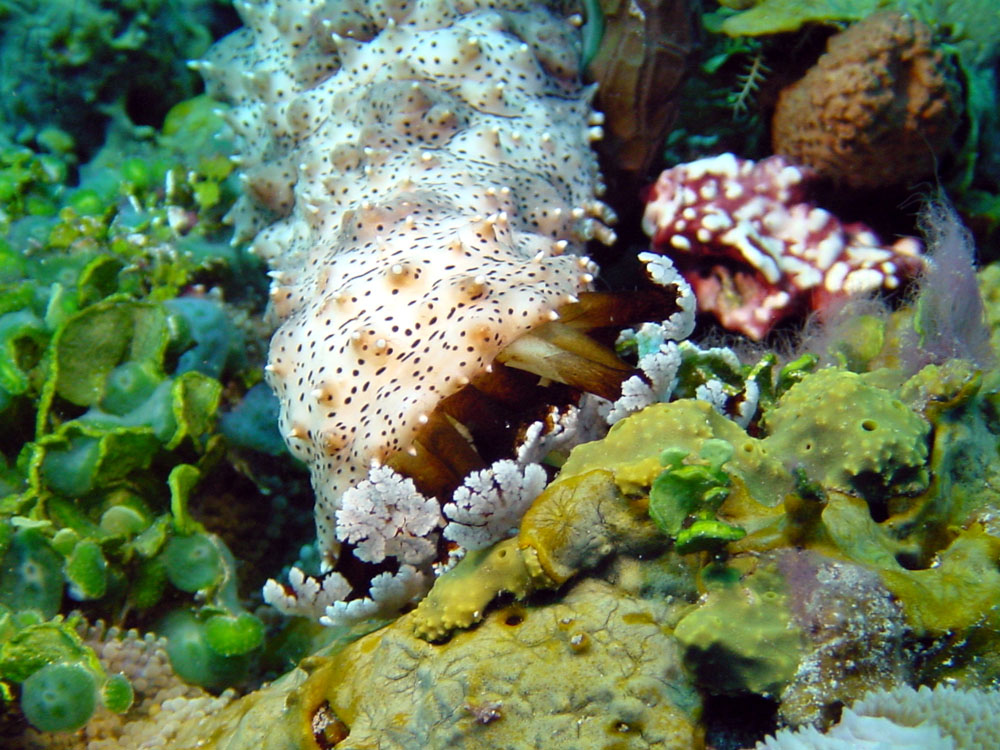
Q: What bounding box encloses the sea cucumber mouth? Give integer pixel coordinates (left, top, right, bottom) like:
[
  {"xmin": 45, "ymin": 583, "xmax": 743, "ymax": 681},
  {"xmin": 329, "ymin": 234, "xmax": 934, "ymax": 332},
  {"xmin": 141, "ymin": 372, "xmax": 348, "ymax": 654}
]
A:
[{"xmin": 382, "ymin": 287, "xmax": 682, "ymax": 499}]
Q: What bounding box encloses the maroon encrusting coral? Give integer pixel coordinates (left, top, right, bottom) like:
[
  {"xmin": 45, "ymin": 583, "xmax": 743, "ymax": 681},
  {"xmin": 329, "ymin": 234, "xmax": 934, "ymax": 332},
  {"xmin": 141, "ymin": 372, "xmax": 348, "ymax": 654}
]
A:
[{"xmin": 642, "ymin": 153, "xmax": 925, "ymax": 339}]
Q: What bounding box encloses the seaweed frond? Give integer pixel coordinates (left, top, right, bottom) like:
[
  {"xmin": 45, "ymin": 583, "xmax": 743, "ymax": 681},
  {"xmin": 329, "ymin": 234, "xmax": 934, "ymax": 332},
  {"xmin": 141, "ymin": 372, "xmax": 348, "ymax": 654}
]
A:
[{"xmin": 729, "ymin": 47, "xmax": 770, "ymax": 119}]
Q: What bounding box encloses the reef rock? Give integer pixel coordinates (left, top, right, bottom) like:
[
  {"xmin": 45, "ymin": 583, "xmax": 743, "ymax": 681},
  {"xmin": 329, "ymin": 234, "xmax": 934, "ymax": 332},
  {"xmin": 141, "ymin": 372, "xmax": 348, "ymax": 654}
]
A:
[{"xmin": 159, "ymin": 574, "xmax": 704, "ymax": 750}]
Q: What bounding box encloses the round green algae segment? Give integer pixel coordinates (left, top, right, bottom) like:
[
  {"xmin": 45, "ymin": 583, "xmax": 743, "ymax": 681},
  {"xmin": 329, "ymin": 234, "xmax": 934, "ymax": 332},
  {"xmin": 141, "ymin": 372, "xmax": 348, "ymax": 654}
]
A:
[
  {"xmin": 163, "ymin": 533, "xmax": 223, "ymax": 592},
  {"xmin": 204, "ymin": 612, "xmax": 265, "ymax": 657},
  {"xmin": 101, "ymin": 672, "xmax": 135, "ymax": 714},
  {"xmin": 160, "ymin": 610, "xmax": 249, "ymax": 690},
  {"xmin": 100, "ymin": 360, "xmax": 162, "ymax": 416},
  {"xmin": 21, "ymin": 662, "xmax": 99, "ymax": 732},
  {"xmin": 0, "ymin": 528, "xmax": 64, "ymax": 618}
]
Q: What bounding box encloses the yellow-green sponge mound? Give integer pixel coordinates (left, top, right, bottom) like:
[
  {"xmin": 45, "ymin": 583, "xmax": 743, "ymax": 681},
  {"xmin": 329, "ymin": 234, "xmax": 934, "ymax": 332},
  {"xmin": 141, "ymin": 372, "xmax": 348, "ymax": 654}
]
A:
[{"xmin": 762, "ymin": 369, "xmax": 930, "ymax": 498}]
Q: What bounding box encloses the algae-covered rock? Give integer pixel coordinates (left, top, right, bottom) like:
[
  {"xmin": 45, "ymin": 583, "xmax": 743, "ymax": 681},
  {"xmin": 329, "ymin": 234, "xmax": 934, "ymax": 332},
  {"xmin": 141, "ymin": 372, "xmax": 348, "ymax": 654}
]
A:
[
  {"xmin": 145, "ymin": 356, "xmax": 1000, "ymax": 749},
  {"xmin": 900, "ymin": 359, "xmax": 983, "ymax": 421},
  {"xmin": 518, "ymin": 469, "xmax": 663, "ymax": 585},
  {"xmin": 674, "ymin": 548, "xmax": 910, "ymax": 727},
  {"xmin": 879, "ymin": 525, "xmax": 1000, "ymax": 638},
  {"xmin": 412, "ymin": 537, "xmax": 537, "ymax": 643},
  {"xmin": 413, "ymin": 381, "xmax": 938, "ymax": 643},
  {"xmin": 334, "ymin": 577, "xmax": 702, "ymax": 749},
  {"xmin": 770, "ymin": 549, "xmax": 910, "ymax": 727},
  {"xmin": 164, "ymin": 574, "xmax": 704, "ymax": 750},
  {"xmin": 673, "ymin": 561, "xmax": 805, "ymax": 699},
  {"xmin": 897, "ymin": 360, "xmax": 1000, "ymax": 542},
  {"xmin": 413, "ymin": 468, "xmax": 663, "ymax": 641},
  {"xmin": 158, "ymin": 659, "xmax": 317, "ymax": 750}
]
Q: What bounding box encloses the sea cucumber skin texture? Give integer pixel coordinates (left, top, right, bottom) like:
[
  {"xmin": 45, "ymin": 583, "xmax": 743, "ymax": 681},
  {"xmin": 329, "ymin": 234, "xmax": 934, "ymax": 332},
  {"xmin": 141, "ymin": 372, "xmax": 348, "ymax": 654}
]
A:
[{"xmin": 199, "ymin": 0, "xmax": 612, "ymax": 559}]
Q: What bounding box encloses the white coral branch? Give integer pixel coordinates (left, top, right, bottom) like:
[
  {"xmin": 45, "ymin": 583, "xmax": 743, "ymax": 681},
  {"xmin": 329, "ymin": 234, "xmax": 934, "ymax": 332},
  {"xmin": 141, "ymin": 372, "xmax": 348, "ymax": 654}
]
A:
[
  {"xmin": 515, "ymin": 396, "xmax": 609, "ymax": 467},
  {"xmin": 320, "ymin": 565, "xmax": 430, "ymax": 628},
  {"xmin": 638, "ymin": 252, "xmax": 696, "ymax": 340},
  {"xmin": 606, "ymin": 340, "xmax": 683, "ymax": 425},
  {"xmin": 335, "ymin": 465, "xmax": 443, "ymax": 565},
  {"xmin": 695, "ymin": 379, "xmax": 728, "ymax": 412},
  {"xmin": 443, "ymin": 460, "xmax": 548, "ymax": 551},
  {"xmin": 262, "ymin": 566, "xmax": 352, "ymax": 619}
]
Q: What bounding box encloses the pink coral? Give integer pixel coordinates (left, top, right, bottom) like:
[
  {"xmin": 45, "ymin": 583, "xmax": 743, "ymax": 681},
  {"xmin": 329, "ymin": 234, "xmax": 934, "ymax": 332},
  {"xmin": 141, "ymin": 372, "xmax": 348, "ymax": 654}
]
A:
[{"xmin": 641, "ymin": 153, "xmax": 925, "ymax": 339}]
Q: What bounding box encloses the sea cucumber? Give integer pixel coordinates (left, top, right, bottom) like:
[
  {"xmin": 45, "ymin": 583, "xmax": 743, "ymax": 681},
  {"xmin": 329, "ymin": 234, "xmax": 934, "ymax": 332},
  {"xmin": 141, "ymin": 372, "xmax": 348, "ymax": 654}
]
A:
[{"xmin": 195, "ymin": 0, "xmax": 615, "ymax": 562}]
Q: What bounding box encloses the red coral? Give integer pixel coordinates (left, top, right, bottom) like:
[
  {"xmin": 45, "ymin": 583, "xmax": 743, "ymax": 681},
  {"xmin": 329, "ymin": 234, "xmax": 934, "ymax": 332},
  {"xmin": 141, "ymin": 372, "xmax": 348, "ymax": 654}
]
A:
[{"xmin": 641, "ymin": 153, "xmax": 924, "ymax": 339}]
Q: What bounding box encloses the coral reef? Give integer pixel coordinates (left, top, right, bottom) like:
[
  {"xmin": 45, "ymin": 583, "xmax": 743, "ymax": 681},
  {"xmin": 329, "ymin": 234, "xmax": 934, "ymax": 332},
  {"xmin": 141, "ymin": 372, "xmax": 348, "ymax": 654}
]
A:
[
  {"xmin": 169, "ymin": 330, "xmax": 997, "ymax": 747},
  {"xmin": 147, "ymin": 573, "xmax": 705, "ymax": 750},
  {"xmin": 3, "ymin": 0, "xmax": 1000, "ymax": 748},
  {"xmin": 412, "ymin": 467, "xmax": 662, "ymax": 640},
  {"xmin": 771, "ymin": 12, "xmax": 962, "ymax": 189},
  {"xmin": 642, "ymin": 153, "xmax": 925, "ymax": 338},
  {"xmin": 405, "ymin": 346, "xmax": 1000, "ymax": 729}
]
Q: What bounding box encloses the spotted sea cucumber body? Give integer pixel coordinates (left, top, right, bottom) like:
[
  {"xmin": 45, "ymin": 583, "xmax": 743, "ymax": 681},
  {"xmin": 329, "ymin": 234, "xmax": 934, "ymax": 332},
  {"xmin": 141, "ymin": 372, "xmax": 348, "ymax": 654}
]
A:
[{"xmin": 198, "ymin": 0, "xmax": 613, "ymax": 558}]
